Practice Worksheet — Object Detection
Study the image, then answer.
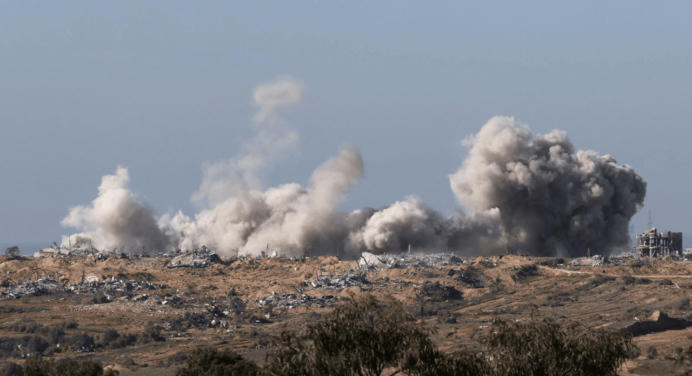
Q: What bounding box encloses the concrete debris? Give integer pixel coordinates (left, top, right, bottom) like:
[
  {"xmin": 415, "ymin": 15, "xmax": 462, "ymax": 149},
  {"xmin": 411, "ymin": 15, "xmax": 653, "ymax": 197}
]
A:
[
  {"xmin": 71, "ymin": 276, "xmax": 168, "ymax": 294},
  {"xmin": 621, "ymin": 310, "xmax": 692, "ymax": 337},
  {"xmin": 38, "ymin": 244, "xmax": 101, "ymax": 258},
  {"xmin": 358, "ymin": 252, "xmax": 384, "ymax": 268},
  {"xmin": 255, "ymin": 292, "xmax": 340, "ymax": 309},
  {"xmin": 165, "ymin": 310, "xmax": 228, "ymax": 331},
  {"xmin": 306, "ymin": 270, "xmax": 370, "ymax": 290},
  {"xmin": 167, "ymin": 247, "xmax": 223, "ymax": 268},
  {"xmin": 1, "ymin": 275, "xmax": 168, "ymax": 300},
  {"xmin": 569, "ymin": 257, "xmax": 603, "ymax": 267},
  {"xmin": 0, "ymin": 277, "xmax": 64, "ymax": 299},
  {"xmin": 162, "ymin": 296, "xmax": 186, "ymax": 306},
  {"xmin": 84, "ymin": 275, "xmax": 99, "ymax": 284},
  {"xmin": 358, "ymin": 252, "xmax": 467, "ymax": 270}
]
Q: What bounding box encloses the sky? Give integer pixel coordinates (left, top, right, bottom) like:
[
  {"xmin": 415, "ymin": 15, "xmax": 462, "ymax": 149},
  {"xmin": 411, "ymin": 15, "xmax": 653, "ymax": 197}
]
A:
[{"xmin": 1, "ymin": 2, "xmax": 691, "ymax": 252}]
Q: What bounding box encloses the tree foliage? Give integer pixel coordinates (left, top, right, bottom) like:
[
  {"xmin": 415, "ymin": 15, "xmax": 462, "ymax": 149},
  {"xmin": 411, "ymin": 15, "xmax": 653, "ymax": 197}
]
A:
[
  {"xmin": 21, "ymin": 356, "xmax": 118, "ymax": 376},
  {"xmin": 4, "ymin": 246, "xmax": 20, "ymax": 257},
  {"xmin": 174, "ymin": 346, "xmax": 262, "ymax": 376},
  {"xmin": 486, "ymin": 314, "xmax": 635, "ymax": 376}
]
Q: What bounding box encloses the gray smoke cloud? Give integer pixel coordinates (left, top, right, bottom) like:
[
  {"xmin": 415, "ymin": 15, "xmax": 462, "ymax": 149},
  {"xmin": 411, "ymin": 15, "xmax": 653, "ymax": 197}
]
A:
[
  {"xmin": 449, "ymin": 116, "xmax": 647, "ymax": 256},
  {"xmin": 60, "ymin": 80, "xmax": 646, "ymax": 258}
]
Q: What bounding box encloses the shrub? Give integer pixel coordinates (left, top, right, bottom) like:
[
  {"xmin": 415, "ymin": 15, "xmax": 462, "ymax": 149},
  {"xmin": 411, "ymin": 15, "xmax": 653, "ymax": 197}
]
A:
[
  {"xmin": 4, "ymin": 246, "xmax": 20, "ymax": 257},
  {"xmin": 512, "ymin": 264, "xmax": 540, "ymax": 282},
  {"xmin": 22, "ymin": 355, "xmax": 119, "ymax": 376},
  {"xmin": 102, "ymin": 329, "xmax": 119, "ymax": 344},
  {"xmin": 582, "ymin": 275, "xmax": 616, "ymax": 289},
  {"xmin": 0, "ymin": 362, "xmax": 22, "ymax": 376},
  {"xmin": 417, "ymin": 282, "xmax": 463, "ymax": 302},
  {"xmin": 138, "ymin": 323, "xmax": 165, "ymax": 344},
  {"xmin": 46, "ymin": 327, "xmax": 65, "ymax": 347},
  {"xmin": 486, "ymin": 316, "xmax": 635, "ymax": 376},
  {"xmin": 676, "ymin": 346, "xmax": 692, "ymax": 375},
  {"xmin": 174, "ymin": 347, "xmax": 261, "ymax": 376},
  {"xmin": 175, "ymin": 296, "xmax": 638, "ymax": 376},
  {"xmin": 266, "ymin": 295, "xmax": 439, "ymax": 376},
  {"xmin": 70, "ymin": 333, "xmax": 95, "ymax": 353},
  {"xmin": 21, "ymin": 336, "xmax": 50, "ymax": 356}
]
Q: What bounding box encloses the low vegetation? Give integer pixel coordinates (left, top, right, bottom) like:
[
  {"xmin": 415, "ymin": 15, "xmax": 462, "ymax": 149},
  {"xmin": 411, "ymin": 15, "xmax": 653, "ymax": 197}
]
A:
[{"xmin": 173, "ymin": 296, "xmax": 634, "ymax": 376}]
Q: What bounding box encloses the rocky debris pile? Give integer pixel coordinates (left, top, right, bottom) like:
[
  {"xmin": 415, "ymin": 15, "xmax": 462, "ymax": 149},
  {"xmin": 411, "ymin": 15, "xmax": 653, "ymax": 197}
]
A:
[
  {"xmin": 167, "ymin": 247, "xmax": 223, "ymax": 268},
  {"xmin": 37, "ymin": 243, "xmax": 103, "ymax": 258},
  {"xmin": 70, "ymin": 276, "xmax": 167, "ymax": 294},
  {"xmin": 569, "ymin": 256, "xmax": 603, "ymax": 267},
  {"xmin": 306, "ymin": 270, "xmax": 369, "ymax": 290},
  {"xmin": 622, "ymin": 310, "xmax": 692, "ymax": 337},
  {"xmin": 358, "ymin": 252, "xmax": 466, "ymax": 270},
  {"xmin": 162, "ymin": 296, "xmax": 185, "ymax": 307},
  {"xmin": 255, "ymin": 291, "xmax": 340, "ymax": 309},
  {"xmin": 0, "ymin": 275, "xmax": 170, "ymax": 301},
  {"xmin": 0, "ymin": 277, "xmax": 64, "ymax": 299},
  {"xmin": 416, "ymin": 282, "xmax": 463, "ymax": 302}
]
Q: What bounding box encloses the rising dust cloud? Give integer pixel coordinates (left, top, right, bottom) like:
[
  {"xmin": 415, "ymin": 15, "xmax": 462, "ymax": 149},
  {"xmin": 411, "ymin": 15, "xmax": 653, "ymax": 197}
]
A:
[{"xmin": 61, "ymin": 77, "xmax": 647, "ymax": 258}]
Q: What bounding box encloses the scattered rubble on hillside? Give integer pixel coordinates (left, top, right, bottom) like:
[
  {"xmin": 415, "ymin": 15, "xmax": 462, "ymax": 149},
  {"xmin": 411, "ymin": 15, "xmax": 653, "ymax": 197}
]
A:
[
  {"xmin": 0, "ymin": 275, "xmax": 168, "ymax": 300},
  {"xmin": 358, "ymin": 252, "xmax": 466, "ymax": 270},
  {"xmin": 305, "ymin": 270, "xmax": 369, "ymax": 290},
  {"xmin": 255, "ymin": 291, "xmax": 340, "ymax": 309},
  {"xmin": 73, "ymin": 276, "xmax": 168, "ymax": 294},
  {"xmin": 0, "ymin": 277, "xmax": 64, "ymax": 299}
]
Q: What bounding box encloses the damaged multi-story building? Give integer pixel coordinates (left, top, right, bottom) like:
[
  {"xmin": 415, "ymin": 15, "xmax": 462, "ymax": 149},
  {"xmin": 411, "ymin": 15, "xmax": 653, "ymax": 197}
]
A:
[{"xmin": 636, "ymin": 228, "xmax": 683, "ymax": 257}]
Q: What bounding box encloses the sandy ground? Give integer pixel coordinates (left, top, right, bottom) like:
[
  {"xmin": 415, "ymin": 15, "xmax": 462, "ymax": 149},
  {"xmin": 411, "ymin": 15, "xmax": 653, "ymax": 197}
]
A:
[{"xmin": 1, "ymin": 253, "xmax": 691, "ymax": 375}]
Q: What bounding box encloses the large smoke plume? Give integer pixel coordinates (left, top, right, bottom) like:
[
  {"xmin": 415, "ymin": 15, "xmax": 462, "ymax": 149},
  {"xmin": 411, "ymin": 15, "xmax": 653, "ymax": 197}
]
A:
[
  {"xmin": 61, "ymin": 79, "xmax": 647, "ymax": 258},
  {"xmin": 450, "ymin": 116, "xmax": 647, "ymax": 256}
]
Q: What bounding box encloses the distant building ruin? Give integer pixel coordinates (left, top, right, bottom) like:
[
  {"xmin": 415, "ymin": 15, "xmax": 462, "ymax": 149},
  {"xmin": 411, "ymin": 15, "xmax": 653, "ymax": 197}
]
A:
[{"xmin": 636, "ymin": 228, "xmax": 682, "ymax": 257}]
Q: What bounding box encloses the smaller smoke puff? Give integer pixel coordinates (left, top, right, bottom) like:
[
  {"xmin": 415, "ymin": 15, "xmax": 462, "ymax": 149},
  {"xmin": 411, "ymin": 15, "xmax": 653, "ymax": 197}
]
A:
[
  {"xmin": 191, "ymin": 76, "xmax": 304, "ymax": 209},
  {"xmin": 61, "ymin": 166, "xmax": 175, "ymax": 254},
  {"xmin": 349, "ymin": 197, "xmax": 503, "ymax": 254},
  {"xmin": 252, "ymin": 75, "xmax": 305, "ymax": 123}
]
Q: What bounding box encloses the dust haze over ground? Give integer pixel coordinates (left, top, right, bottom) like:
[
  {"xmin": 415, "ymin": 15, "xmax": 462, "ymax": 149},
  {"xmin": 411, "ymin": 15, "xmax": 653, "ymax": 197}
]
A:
[{"xmin": 60, "ymin": 77, "xmax": 647, "ymax": 258}]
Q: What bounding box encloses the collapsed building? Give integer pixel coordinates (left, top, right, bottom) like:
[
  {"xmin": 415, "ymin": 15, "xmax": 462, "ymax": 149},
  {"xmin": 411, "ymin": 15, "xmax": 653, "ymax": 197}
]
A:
[{"xmin": 636, "ymin": 228, "xmax": 683, "ymax": 257}]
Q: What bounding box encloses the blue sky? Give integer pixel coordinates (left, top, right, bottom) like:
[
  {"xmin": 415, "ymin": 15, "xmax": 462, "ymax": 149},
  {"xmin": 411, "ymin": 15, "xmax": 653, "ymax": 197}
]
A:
[{"xmin": 1, "ymin": 2, "xmax": 691, "ymax": 248}]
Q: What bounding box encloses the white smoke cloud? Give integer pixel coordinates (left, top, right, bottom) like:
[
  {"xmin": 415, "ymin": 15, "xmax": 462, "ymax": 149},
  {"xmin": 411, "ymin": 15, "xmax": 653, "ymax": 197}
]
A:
[
  {"xmin": 449, "ymin": 116, "xmax": 647, "ymax": 256},
  {"xmin": 166, "ymin": 144, "xmax": 364, "ymax": 257},
  {"xmin": 61, "ymin": 166, "xmax": 176, "ymax": 253},
  {"xmin": 191, "ymin": 76, "xmax": 304, "ymax": 209},
  {"xmin": 60, "ymin": 79, "xmax": 647, "ymax": 259}
]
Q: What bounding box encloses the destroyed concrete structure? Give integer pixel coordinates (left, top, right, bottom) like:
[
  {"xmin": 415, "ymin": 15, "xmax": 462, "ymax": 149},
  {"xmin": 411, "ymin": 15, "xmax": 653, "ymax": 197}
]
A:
[
  {"xmin": 357, "ymin": 252, "xmax": 466, "ymax": 270},
  {"xmin": 167, "ymin": 247, "xmax": 223, "ymax": 268},
  {"xmin": 636, "ymin": 228, "xmax": 683, "ymax": 257}
]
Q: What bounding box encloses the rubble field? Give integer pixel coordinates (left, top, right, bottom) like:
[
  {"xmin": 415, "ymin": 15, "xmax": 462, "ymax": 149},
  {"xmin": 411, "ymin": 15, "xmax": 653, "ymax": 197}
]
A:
[{"xmin": 1, "ymin": 251, "xmax": 692, "ymax": 375}]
